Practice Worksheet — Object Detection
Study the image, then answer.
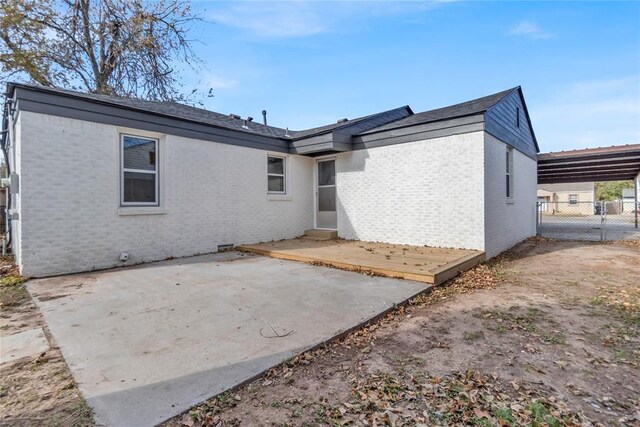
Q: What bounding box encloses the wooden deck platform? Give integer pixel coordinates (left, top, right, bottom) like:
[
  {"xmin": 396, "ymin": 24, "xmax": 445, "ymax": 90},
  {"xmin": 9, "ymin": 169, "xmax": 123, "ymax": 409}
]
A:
[{"xmin": 238, "ymin": 239, "xmax": 485, "ymax": 285}]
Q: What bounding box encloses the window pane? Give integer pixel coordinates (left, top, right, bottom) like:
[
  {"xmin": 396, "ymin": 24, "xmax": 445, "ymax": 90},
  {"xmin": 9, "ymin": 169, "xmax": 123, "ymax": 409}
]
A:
[
  {"xmin": 123, "ymin": 172, "xmax": 156, "ymax": 203},
  {"xmin": 318, "ymin": 160, "xmax": 335, "ymax": 186},
  {"xmin": 123, "ymin": 136, "xmax": 156, "ymax": 171},
  {"xmin": 506, "ymin": 175, "xmax": 510, "ymax": 198},
  {"xmin": 268, "ymin": 175, "xmax": 284, "ymax": 192},
  {"xmin": 318, "ymin": 186, "xmax": 336, "ymax": 212},
  {"xmin": 268, "ymin": 157, "xmax": 284, "ymax": 174}
]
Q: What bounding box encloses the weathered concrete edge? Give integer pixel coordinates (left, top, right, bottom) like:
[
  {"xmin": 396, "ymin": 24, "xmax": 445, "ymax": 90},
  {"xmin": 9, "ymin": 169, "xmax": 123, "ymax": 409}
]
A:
[{"xmin": 158, "ymin": 280, "xmax": 437, "ymax": 426}]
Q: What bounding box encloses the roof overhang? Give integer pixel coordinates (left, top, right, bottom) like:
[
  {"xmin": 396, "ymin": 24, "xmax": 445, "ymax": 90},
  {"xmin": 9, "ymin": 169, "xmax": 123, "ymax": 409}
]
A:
[
  {"xmin": 289, "ymin": 106, "xmax": 413, "ymax": 155},
  {"xmin": 538, "ymin": 144, "xmax": 640, "ymax": 184}
]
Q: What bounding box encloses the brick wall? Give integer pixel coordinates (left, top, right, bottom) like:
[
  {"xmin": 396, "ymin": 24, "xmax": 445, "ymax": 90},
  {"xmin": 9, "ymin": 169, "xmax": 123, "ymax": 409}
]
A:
[
  {"xmin": 15, "ymin": 111, "xmax": 314, "ymax": 276},
  {"xmin": 483, "ymin": 133, "xmax": 537, "ymax": 258},
  {"xmin": 13, "ymin": 111, "xmax": 538, "ymax": 276},
  {"xmin": 335, "ymin": 132, "xmax": 486, "ymax": 251}
]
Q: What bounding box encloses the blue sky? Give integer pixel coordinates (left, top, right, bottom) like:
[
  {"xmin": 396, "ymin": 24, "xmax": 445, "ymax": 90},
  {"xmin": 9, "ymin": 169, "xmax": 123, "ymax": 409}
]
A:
[{"xmin": 184, "ymin": 1, "xmax": 640, "ymax": 153}]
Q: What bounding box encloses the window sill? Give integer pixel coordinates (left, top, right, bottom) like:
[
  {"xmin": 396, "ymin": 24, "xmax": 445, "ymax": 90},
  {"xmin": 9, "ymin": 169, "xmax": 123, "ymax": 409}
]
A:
[
  {"xmin": 267, "ymin": 194, "xmax": 291, "ymax": 201},
  {"xmin": 118, "ymin": 207, "xmax": 167, "ymax": 216}
]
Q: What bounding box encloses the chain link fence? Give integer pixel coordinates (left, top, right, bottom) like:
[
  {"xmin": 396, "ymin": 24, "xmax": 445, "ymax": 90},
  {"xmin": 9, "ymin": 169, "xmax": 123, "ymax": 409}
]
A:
[{"xmin": 537, "ymin": 201, "xmax": 639, "ymax": 241}]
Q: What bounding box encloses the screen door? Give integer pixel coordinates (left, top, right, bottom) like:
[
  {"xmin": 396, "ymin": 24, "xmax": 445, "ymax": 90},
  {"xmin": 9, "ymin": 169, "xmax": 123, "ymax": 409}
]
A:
[{"xmin": 316, "ymin": 159, "xmax": 337, "ymax": 229}]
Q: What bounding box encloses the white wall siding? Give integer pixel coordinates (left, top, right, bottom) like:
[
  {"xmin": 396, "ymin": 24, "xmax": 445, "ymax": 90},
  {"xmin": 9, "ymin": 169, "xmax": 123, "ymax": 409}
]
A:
[
  {"xmin": 16, "ymin": 111, "xmax": 313, "ymax": 277},
  {"xmin": 483, "ymin": 133, "xmax": 537, "ymax": 258},
  {"xmin": 335, "ymin": 132, "xmax": 486, "ymax": 251},
  {"xmin": 9, "ymin": 112, "xmax": 23, "ymax": 267}
]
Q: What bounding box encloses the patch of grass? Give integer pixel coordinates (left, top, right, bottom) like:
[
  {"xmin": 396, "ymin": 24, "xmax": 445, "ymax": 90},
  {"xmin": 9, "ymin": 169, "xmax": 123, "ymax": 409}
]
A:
[
  {"xmin": 615, "ymin": 349, "xmax": 629, "ymax": 360},
  {"xmin": 527, "ymin": 401, "xmax": 561, "ymax": 427},
  {"xmin": 0, "ymin": 273, "xmax": 27, "ymax": 307},
  {"xmin": 609, "ymin": 324, "xmax": 637, "ymax": 339},
  {"xmin": 464, "ymin": 331, "xmax": 484, "ymax": 341},
  {"xmin": 492, "ymin": 406, "xmax": 516, "ymax": 426},
  {"xmin": 472, "ymin": 417, "xmax": 492, "ymax": 426},
  {"xmin": 350, "ymin": 370, "xmax": 586, "ymax": 426},
  {"xmin": 380, "ymin": 372, "xmax": 408, "ymax": 398},
  {"xmin": 313, "ymin": 405, "xmax": 328, "ymax": 423},
  {"xmin": 217, "ymin": 391, "xmax": 236, "ymax": 407},
  {"xmin": 51, "ymin": 401, "xmax": 95, "ymax": 427},
  {"xmin": 542, "ymin": 332, "xmax": 566, "ymax": 345},
  {"xmin": 283, "ymin": 356, "xmax": 297, "ymax": 368}
]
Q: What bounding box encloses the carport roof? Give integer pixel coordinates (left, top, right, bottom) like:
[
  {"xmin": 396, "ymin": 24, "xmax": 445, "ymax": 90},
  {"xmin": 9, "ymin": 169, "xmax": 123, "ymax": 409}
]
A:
[{"xmin": 538, "ymin": 144, "xmax": 640, "ymax": 184}]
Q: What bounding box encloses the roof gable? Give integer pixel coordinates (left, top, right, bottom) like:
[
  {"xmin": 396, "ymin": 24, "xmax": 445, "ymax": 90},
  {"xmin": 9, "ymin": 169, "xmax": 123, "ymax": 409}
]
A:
[{"xmin": 484, "ymin": 87, "xmax": 539, "ymax": 159}]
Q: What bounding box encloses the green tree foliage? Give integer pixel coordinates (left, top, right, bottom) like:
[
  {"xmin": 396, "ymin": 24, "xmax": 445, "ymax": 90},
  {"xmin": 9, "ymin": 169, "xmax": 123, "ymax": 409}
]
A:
[
  {"xmin": 0, "ymin": 0, "xmax": 202, "ymax": 101},
  {"xmin": 595, "ymin": 181, "xmax": 633, "ymax": 201}
]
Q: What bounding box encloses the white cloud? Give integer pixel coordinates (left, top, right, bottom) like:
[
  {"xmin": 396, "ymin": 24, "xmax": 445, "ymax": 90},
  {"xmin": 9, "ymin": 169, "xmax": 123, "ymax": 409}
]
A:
[
  {"xmin": 208, "ymin": 2, "xmax": 447, "ymax": 39},
  {"xmin": 209, "ymin": 3, "xmax": 328, "ymax": 38},
  {"xmin": 533, "ymin": 76, "xmax": 640, "ymax": 152},
  {"xmin": 508, "ymin": 21, "xmax": 554, "ymax": 40}
]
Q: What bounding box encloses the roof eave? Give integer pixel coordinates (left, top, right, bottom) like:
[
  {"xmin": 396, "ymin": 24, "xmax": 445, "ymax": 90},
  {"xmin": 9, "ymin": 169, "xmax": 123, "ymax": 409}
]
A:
[
  {"xmin": 358, "ymin": 111, "xmax": 486, "ymax": 136},
  {"xmin": 7, "ymin": 82, "xmax": 292, "ymax": 141}
]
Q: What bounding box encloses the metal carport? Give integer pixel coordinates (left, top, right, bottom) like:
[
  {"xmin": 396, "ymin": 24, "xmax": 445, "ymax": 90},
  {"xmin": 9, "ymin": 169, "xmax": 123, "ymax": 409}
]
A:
[{"xmin": 538, "ymin": 144, "xmax": 640, "ymax": 231}]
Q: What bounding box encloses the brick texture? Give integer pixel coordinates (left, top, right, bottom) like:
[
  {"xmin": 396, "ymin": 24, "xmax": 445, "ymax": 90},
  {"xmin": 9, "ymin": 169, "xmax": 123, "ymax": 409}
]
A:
[
  {"xmin": 335, "ymin": 132, "xmax": 486, "ymax": 250},
  {"xmin": 483, "ymin": 133, "xmax": 537, "ymax": 257},
  {"xmin": 14, "ymin": 112, "xmax": 313, "ymax": 276},
  {"xmin": 12, "ymin": 113, "xmax": 537, "ymax": 276}
]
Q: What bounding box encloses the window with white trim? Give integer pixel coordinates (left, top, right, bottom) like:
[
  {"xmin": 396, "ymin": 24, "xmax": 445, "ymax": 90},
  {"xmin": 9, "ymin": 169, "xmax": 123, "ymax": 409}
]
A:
[
  {"xmin": 267, "ymin": 156, "xmax": 286, "ymax": 194},
  {"xmin": 569, "ymin": 194, "xmax": 578, "ymax": 205},
  {"xmin": 506, "ymin": 147, "xmax": 514, "ymax": 199},
  {"xmin": 121, "ymin": 134, "xmax": 159, "ymax": 206}
]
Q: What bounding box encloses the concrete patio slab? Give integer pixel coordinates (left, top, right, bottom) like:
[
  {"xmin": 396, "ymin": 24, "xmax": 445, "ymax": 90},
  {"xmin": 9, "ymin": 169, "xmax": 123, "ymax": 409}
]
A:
[
  {"xmin": 27, "ymin": 252, "xmax": 428, "ymax": 426},
  {"xmin": 0, "ymin": 328, "xmax": 49, "ymax": 365}
]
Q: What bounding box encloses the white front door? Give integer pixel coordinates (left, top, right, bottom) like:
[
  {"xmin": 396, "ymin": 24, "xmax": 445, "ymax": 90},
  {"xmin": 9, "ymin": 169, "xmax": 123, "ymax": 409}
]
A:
[{"xmin": 316, "ymin": 159, "xmax": 337, "ymax": 229}]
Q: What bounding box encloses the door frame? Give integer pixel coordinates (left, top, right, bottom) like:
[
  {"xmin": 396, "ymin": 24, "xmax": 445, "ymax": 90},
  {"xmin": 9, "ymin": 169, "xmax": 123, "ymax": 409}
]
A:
[{"xmin": 313, "ymin": 155, "xmax": 337, "ymax": 230}]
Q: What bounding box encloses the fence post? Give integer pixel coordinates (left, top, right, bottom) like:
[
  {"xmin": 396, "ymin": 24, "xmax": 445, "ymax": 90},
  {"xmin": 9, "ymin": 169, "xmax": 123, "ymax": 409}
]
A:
[
  {"xmin": 535, "ymin": 202, "xmax": 540, "ymax": 235},
  {"xmin": 635, "ymin": 176, "xmax": 638, "ymax": 229},
  {"xmin": 600, "ymin": 201, "xmax": 605, "ymax": 241}
]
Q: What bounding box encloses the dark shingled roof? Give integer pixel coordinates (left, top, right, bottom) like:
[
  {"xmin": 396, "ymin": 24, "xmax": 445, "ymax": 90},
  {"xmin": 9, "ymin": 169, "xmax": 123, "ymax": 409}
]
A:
[
  {"xmin": 8, "ymin": 83, "xmax": 407, "ymax": 140},
  {"xmin": 9, "ymin": 83, "xmax": 294, "ymax": 138},
  {"xmin": 360, "ymin": 87, "xmax": 518, "ymax": 134},
  {"xmin": 289, "ymin": 106, "xmax": 412, "ymax": 140},
  {"xmin": 7, "ymin": 83, "xmax": 523, "ymax": 142}
]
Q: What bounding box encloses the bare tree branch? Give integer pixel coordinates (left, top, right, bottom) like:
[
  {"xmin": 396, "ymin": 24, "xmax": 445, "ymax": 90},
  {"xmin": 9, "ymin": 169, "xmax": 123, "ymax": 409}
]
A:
[{"xmin": 0, "ymin": 0, "xmax": 203, "ymax": 101}]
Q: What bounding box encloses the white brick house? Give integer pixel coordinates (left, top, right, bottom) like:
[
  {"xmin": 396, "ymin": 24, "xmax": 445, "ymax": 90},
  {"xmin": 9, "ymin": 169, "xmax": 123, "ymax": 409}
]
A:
[{"xmin": 1, "ymin": 84, "xmax": 539, "ymax": 277}]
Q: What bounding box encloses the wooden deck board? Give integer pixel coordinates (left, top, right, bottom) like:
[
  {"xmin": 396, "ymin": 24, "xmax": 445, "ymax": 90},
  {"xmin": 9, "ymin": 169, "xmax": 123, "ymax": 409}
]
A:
[{"xmin": 238, "ymin": 239, "xmax": 485, "ymax": 285}]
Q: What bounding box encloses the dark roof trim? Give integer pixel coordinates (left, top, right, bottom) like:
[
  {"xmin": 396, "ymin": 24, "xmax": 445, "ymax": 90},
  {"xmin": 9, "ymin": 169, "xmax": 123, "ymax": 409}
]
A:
[
  {"xmin": 359, "ymin": 87, "xmax": 515, "ymax": 135},
  {"xmin": 288, "ymin": 106, "xmax": 413, "ymax": 140},
  {"xmin": 284, "ymin": 106, "xmax": 414, "ymax": 154},
  {"xmin": 4, "ymin": 83, "xmax": 541, "ymax": 159},
  {"xmin": 11, "ymin": 85, "xmax": 290, "ymax": 153},
  {"xmin": 352, "ymin": 114, "xmax": 485, "ymax": 150},
  {"xmin": 8, "ymin": 82, "xmax": 293, "ymax": 138}
]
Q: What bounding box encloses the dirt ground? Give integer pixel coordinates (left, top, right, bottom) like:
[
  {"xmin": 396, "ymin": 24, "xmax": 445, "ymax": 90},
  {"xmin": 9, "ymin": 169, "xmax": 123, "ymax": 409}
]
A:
[
  {"xmin": 167, "ymin": 239, "xmax": 640, "ymax": 427},
  {"xmin": 0, "ymin": 257, "xmax": 93, "ymax": 427}
]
